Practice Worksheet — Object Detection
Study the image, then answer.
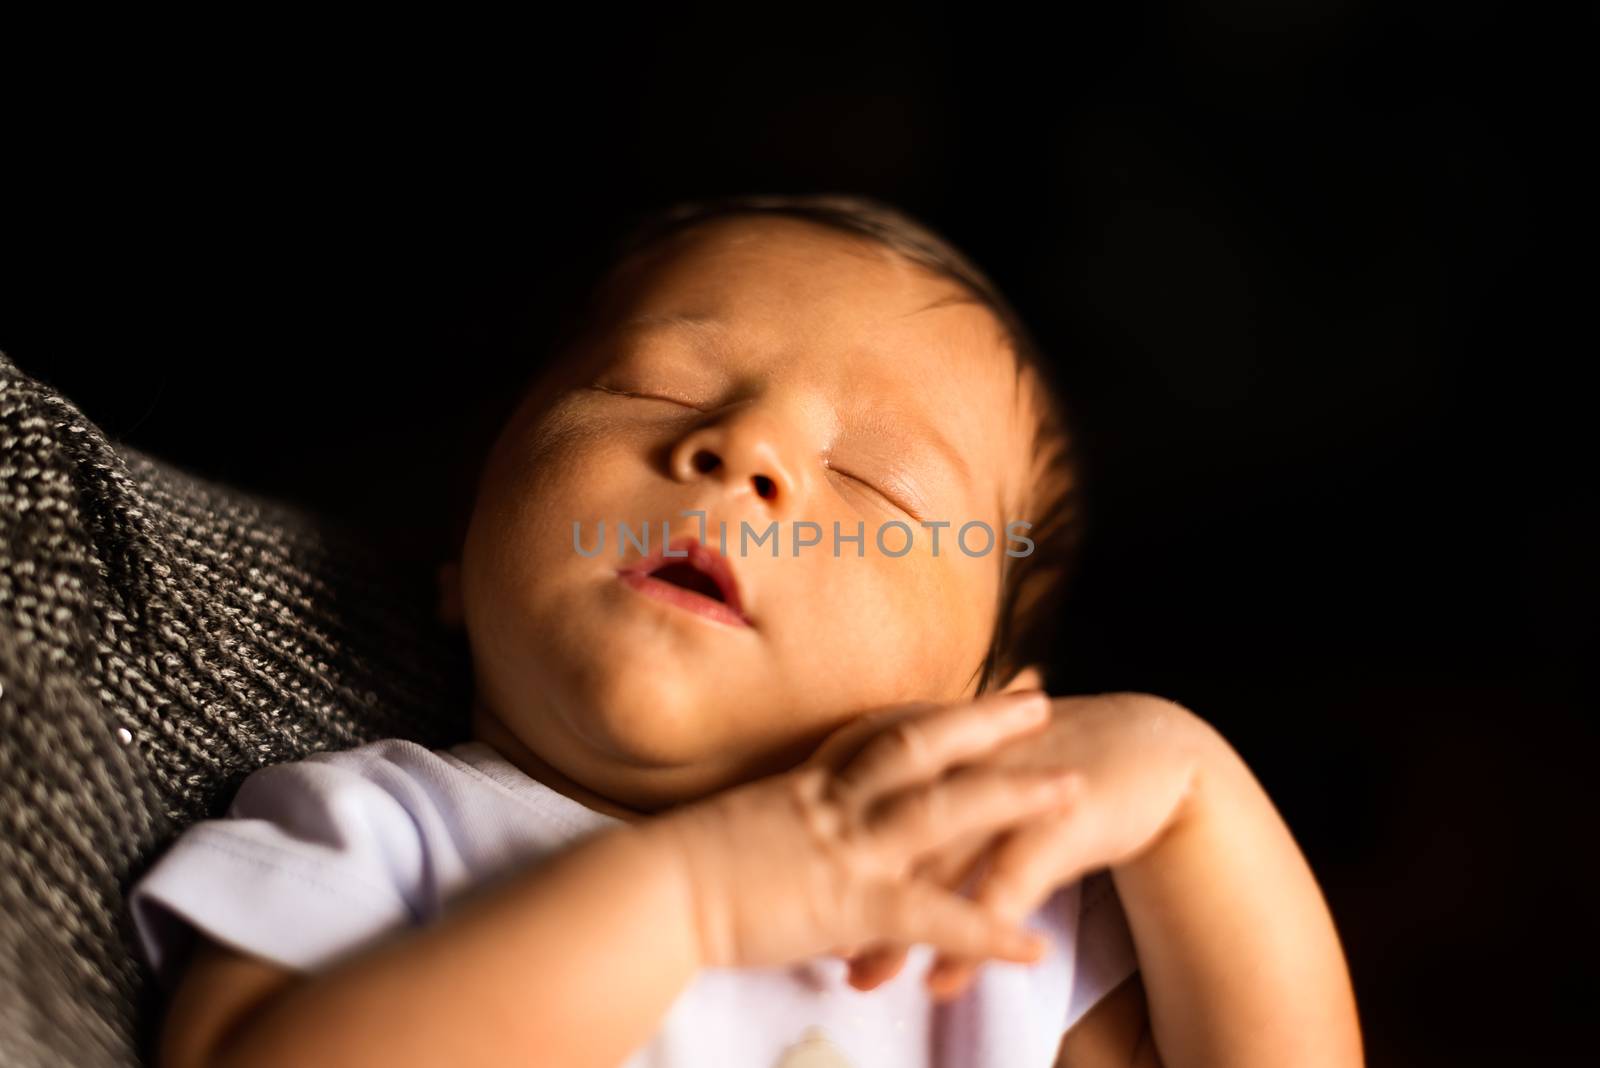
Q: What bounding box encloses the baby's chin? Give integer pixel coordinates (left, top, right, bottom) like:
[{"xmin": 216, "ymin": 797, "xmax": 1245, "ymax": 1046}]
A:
[
  {"xmin": 554, "ymin": 660, "xmax": 823, "ymax": 790},
  {"xmin": 563, "ymin": 661, "xmax": 760, "ymax": 768}
]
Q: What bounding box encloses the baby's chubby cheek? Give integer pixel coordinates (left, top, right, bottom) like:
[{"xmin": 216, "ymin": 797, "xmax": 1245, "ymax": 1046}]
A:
[
  {"xmin": 458, "ymin": 425, "xmax": 792, "ymax": 767},
  {"xmin": 826, "ymin": 534, "xmax": 999, "ymax": 701},
  {"xmin": 723, "ymin": 524, "xmax": 996, "ymax": 725}
]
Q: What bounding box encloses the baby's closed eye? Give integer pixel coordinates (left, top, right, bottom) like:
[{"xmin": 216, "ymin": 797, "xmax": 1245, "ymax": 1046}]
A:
[
  {"xmin": 823, "ymin": 459, "xmax": 920, "ymax": 519},
  {"xmin": 586, "ymin": 381, "xmax": 705, "ymax": 409}
]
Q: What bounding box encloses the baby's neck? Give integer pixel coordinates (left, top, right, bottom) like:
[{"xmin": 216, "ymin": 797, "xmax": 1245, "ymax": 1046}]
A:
[{"xmin": 469, "ymin": 702, "xmax": 647, "ymax": 824}]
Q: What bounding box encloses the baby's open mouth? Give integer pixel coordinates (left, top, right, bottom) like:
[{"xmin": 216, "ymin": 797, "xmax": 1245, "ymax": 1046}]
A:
[
  {"xmin": 648, "ymin": 562, "xmax": 727, "ymax": 602},
  {"xmin": 615, "ymin": 536, "xmax": 751, "ymax": 628}
]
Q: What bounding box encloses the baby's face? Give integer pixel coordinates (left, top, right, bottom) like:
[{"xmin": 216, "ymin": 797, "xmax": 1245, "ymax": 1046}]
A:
[{"xmin": 444, "ymin": 216, "xmax": 1041, "ymax": 810}]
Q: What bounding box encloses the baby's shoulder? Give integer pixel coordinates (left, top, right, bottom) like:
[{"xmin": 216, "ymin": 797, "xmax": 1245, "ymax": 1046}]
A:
[
  {"xmin": 208, "ymin": 737, "xmax": 508, "ymax": 866},
  {"xmin": 127, "ymin": 737, "xmax": 462, "ymax": 979},
  {"xmin": 231, "ymin": 737, "xmax": 464, "ymax": 807}
]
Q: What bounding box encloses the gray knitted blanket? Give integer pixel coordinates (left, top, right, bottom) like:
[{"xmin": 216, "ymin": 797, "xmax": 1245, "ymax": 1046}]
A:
[{"xmin": 0, "ymin": 352, "xmax": 473, "ymax": 1066}]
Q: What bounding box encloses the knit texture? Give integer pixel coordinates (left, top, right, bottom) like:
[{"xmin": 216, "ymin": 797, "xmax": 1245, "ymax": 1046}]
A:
[{"xmin": 0, "ymin": 352, "xmax": 473, "ymax": 1066}]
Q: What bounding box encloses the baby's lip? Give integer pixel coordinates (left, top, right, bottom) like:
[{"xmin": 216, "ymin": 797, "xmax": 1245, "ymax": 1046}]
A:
[{"xmin": 615, "ymin": 534, "xmax": 751, "ymax": 625}]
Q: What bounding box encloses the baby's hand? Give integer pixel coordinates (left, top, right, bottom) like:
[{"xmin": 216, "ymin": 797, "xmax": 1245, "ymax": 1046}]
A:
[
  {"xmin": 637, "ymin": 690, "xmax": 1083, "ymax": 980},
  {"xmin": 841, "ymin": 691, "xmax": 1216, "ymax": 999}
]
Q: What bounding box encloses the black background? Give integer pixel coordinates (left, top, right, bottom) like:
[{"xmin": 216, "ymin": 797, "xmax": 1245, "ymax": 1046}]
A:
[{"xmin": 2, "ymin": 4, "xmax": 1591, "ymax": 1063}]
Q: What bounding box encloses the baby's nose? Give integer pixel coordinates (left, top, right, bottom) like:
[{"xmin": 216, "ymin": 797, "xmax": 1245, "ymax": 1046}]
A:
[
  {"xmin": 669, "ymin": 411, "xmax": 803, "ymax": 511},
  {"xmin": 684, "ymin": 447, "xmax": 779, "ymax": 501}
]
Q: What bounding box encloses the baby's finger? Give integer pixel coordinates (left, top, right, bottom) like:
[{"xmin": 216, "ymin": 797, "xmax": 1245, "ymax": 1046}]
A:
[
  {"xmin": 801, "ymin": 702, "xmax": 941, "ymax": 775},
  {"xmin": 915, "ymin": 826, "xmax": 995, "ymax": 894},
  {"xmin": 846, "ymin": 943, "xmax": 911, "ymax": 991},
  {"xmin": 830, "ymin": 691, "xmax": 1051, "ymax": 809},
  {"xmin": 926, "ymin": 955, "xmax": 983, "ymax": 1001},
  {"xmin": 867, "ymin": 764, "xmax": 1082, "ymax": 860},
  {"xmin": 974, "ymin": 826, "xmax": 1075, "ymax": 921},
  {"xmin": 863, "ymin": 877, "xmax": 1047, "ymax": 966},
  {"xmin": 927, "ymin": 817, "xmax": 1084, "ymax": 998},
  {"xmin": 849, "ymin": 831, "xmax": 1003, "ymax": 991}
]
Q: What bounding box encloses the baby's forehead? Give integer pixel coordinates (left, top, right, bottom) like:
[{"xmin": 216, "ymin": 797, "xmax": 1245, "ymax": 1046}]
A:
[{"xmin": 595, "ymin": 218, "xmax": 1019, "ymax": 390}]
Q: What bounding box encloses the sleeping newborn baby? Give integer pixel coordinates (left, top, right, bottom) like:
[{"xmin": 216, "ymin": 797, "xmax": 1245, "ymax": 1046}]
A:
[{"xmin": 128, "ymin": 195, "xmax": 1364, "ymax": 1068}]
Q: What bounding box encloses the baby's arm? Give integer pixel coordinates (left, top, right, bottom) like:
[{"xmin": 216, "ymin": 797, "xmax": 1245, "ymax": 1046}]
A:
[
  {"xmin": 161, "ymin": 822, "xmax": 700, "ymax": 1068},
  {"xmin": 1101, "ymin": 718, "xmax": 1364, "ymax": 1067},
  {"xmin": 161, "ymin": 691, "xmax": 1071, "ymax": 1068},
  {"xmin": 870, "ymin": 694, "xmax": 1363, "ymax": 1066}
]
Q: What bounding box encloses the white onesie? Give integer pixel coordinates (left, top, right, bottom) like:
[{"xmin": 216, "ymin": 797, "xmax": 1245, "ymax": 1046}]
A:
[{"xmin": 128, "ymin": 737, "xmax": 1139, "ymax": 1067}]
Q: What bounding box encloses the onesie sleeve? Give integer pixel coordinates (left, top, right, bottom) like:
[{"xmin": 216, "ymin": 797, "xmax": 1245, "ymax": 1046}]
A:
[
  {"xmin": 1062, "ymin": 868, "xmax": 1141, "ymax": 1031},
  {"xmin": 128, "ymin": 750, "xmax": 429, "ymax": 988}
]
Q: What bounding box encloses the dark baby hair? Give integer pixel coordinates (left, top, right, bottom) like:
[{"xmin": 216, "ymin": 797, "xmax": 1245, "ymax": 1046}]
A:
[{"xmin": 451, "ymin": 193, "xmax": 1089, "ymax": 696}]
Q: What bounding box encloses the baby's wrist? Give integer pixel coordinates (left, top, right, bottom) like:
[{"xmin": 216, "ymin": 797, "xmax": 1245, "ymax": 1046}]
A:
[{"xmin": 628, "ymin": 815, "xmax": 731, "ymax": 972}]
